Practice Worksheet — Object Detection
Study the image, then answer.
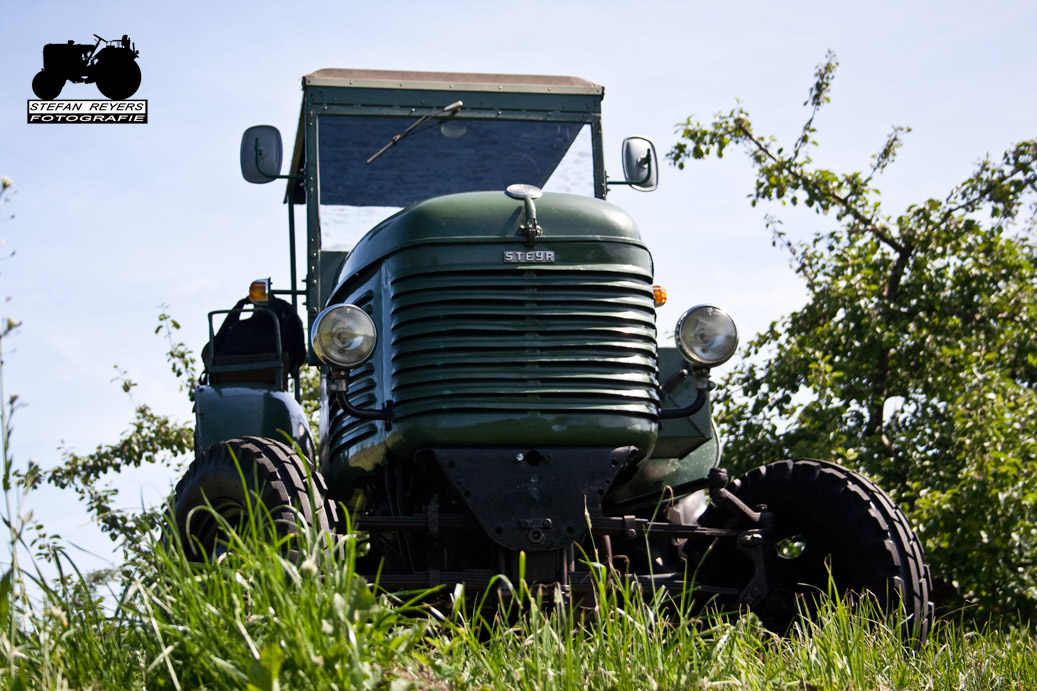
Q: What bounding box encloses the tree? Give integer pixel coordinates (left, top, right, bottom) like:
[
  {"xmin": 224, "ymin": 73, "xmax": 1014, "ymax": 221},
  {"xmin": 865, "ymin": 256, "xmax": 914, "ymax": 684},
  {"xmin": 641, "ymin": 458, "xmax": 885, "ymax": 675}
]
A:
[{"xmin": 670, "ymin": 52, "xmax": 1037, "ymax": 623}]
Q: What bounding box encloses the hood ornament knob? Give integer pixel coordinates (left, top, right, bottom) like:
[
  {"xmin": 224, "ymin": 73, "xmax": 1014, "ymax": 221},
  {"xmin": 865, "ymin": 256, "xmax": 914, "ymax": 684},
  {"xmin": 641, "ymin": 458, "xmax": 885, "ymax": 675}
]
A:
[{"xmin": 505, "ymin": 184, "xmax": 543, "ymax": 247}]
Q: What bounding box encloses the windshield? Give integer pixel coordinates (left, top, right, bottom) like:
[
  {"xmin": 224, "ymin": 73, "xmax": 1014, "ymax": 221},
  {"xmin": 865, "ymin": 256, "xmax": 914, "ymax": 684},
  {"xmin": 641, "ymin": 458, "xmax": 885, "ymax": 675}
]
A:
[{"xmin": 318, "ymin": 115, "xmax": 593, "ymax": 250}]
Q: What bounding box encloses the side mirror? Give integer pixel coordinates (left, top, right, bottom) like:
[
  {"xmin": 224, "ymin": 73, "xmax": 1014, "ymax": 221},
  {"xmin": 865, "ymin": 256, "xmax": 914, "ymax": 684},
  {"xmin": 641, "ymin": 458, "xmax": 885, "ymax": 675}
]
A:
[
  {"xmin": 620, "ymin": 136, "xmax": 659, "ymax": 192},
  {"xmin": 240, "ymin": 125, "xmax": 283, "ymax": 184}
]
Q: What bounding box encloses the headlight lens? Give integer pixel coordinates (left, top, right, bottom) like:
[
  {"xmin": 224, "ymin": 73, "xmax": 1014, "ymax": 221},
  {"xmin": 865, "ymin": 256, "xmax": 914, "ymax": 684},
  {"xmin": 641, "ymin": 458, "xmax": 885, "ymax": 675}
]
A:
[
  {"xmin": 675, "ymin": 305, "xmax": 738, "ymax": 367},
  {"xmin": 311, "ymin": 304, "xmax": 377, "ymax": 368}
]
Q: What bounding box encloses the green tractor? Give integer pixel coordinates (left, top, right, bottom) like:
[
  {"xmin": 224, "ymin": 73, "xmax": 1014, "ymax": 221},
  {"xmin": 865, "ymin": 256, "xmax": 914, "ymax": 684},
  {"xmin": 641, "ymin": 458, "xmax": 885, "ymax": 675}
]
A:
[{"xmin": 174, "ymin": 69, "xmax": 933, "ymax": 638}]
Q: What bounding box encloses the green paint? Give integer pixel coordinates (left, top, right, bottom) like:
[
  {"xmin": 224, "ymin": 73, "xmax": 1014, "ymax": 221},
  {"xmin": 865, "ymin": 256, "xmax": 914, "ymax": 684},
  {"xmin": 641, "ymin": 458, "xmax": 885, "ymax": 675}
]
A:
[{"xmin": 195, "ymin": 384, "xmax": 315, "ymax": 463}]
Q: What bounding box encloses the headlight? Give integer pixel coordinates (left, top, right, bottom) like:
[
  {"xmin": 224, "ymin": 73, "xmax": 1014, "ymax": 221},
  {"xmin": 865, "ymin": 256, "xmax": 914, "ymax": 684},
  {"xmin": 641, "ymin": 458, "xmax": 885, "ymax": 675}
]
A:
[
  {"xmin": 311, "ymin": 304, "xmax": 377, "ymax": 368},
  {"xmin": 675, "ymin": 305, "xmax": 738, "ymax": 367}
]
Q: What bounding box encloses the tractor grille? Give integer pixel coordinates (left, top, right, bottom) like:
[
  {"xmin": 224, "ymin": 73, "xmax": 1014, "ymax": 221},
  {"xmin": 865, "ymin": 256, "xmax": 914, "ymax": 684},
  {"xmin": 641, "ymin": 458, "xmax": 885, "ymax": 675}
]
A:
[{"xmin": 389, "ymin": 264, "xmax": 659, "ymax": 420}]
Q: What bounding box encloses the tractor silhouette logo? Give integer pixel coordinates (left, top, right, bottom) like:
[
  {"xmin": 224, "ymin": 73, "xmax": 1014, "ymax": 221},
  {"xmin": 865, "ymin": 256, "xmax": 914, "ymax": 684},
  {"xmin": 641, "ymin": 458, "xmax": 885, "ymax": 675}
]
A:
[{"xmin": 32, "ymin": 34, "xmax": 140, "ymax": 101}]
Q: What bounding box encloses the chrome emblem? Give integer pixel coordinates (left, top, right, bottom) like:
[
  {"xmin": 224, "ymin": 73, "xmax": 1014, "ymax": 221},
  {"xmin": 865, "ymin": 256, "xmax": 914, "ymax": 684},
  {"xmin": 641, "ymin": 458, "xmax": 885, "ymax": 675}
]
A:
[{"xmin": 504, "ymin": 250, "xmax": 555, "ymax": 263}]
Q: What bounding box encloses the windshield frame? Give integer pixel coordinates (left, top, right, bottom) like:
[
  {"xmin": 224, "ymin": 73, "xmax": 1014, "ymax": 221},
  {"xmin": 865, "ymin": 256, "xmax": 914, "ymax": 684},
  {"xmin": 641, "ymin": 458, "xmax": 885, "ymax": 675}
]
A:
[
  {"xmin": 288, "ymin": 70, "xmax": 606, "ymax": 204},
  {"xmin": 285, "ymin": 69, "xmax": 607, "ymax": 337}
]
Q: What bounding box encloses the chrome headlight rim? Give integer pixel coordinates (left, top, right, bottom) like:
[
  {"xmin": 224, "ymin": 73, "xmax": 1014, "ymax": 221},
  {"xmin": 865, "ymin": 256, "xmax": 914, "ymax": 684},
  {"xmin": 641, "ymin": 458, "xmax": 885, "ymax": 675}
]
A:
[
  {"xmin": 311, "ymin": 303, "xmax": 377, "ymax": 369},
  {"xmin": 675, "ymin": 304, "xmax": 738, "ymax": 368}
]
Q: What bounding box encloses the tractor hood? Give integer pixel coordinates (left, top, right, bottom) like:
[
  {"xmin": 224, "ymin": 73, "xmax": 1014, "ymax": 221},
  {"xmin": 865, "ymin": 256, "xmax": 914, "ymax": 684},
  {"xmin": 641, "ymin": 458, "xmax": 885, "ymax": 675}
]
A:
[{"xmin": 330, "ymin": 190, "xmax": 646, "ymax": 302}]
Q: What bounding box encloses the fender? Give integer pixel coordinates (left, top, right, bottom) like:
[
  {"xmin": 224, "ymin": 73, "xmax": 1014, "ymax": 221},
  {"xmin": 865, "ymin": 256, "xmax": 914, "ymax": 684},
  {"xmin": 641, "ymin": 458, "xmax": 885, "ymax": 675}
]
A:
[{"xmin": 194, "ymin": 383, "xmax": 315, "ymax": 464}]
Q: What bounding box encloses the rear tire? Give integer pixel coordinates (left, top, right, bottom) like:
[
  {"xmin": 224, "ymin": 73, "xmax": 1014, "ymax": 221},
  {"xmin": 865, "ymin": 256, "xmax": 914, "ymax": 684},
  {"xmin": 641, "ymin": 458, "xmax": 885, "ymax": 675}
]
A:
[
  {"xmin": 32, "ymin": 70, "xmax": 64, "ymax": 100},
  {"xmin": 95, "ymin": 58, "xmax": 141, "ymax": 100},
  {"xmin": 696, "ymin": 459, "xmax": 933, "ymax": 641},
  {"xmin": 174, "ymin": 436, "xmax": 338, "ymax": 562}
]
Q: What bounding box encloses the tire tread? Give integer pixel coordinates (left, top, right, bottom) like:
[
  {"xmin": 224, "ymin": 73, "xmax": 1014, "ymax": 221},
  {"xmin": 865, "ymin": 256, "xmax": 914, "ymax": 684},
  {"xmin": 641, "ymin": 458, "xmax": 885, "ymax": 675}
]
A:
[{"xmin": 708, "ymin": 458, "xmax": 933, "ymax": 641}]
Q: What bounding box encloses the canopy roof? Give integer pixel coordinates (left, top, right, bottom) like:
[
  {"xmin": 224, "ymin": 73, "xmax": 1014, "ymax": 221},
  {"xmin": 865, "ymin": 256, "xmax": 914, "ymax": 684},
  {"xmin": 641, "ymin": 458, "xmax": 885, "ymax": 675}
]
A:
[{"xmin": 303, "ymin": 69, "xmax": 603, "ymax": 95}]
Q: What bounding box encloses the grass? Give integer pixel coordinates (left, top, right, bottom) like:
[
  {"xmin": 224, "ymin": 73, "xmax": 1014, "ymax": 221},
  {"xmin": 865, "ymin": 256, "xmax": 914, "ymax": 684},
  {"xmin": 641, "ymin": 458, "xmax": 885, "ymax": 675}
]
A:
[{"xmin": 2, "ymin": 500, "xmax": 1037, "ymax": 690}]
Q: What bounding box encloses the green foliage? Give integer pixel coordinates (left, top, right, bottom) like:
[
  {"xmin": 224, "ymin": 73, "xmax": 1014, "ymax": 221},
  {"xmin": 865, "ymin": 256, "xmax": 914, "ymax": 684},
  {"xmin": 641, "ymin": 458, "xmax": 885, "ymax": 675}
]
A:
[
  {"xmin": 298, "ymin": 363, "xmax": 321, "ymax": 438},
  {"xmin": 121, "ymin": 511, "xmax": 422, "ymax": 690},
  {"xmin": 1, "ymin": 496, "xmax": 430, "ymax": 689},
  {"xmin": 670, "ymin": 52, "xmax": 1037, "ymax": 623},
  {"xmin": 156, "ymin": 309, "xmax": 198, "ymax": 398}
]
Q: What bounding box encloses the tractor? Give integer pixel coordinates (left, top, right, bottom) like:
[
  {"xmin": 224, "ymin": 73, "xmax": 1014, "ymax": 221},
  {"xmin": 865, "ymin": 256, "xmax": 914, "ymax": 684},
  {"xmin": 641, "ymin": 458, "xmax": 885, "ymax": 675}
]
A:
[
  {"xmin": 31, "ymin": 34, "xmax": 140, "ymax": 101},
  {"xmin": 173, "ymin": 69, "xmax": 933, "ymax": 639}
]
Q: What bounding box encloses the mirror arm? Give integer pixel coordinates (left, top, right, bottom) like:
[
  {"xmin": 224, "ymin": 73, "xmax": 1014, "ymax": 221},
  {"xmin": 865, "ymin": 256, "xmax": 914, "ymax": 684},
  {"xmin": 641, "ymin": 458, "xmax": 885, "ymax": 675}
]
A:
[
  {"xmin": 253, "ymin": 139, "xmax": 302, "ymax": 181},
  {"xmin": 606, "ymin": 149, "xmax": 654, "ymax": 187}
]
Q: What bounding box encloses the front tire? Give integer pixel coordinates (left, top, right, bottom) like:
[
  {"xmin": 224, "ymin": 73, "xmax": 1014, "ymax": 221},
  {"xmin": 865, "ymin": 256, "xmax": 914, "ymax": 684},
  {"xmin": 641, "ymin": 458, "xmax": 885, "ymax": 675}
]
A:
[
  {"xmin": 696, "ymin": 459, "xmax": 933, "ymax": 641},
  {"xmin": 32, "ymin": 70, "xmax": 65, "ymax": 100},
  {"xmin": 174, "ymin": 436, "xmax": 337, "ymax": 562}
]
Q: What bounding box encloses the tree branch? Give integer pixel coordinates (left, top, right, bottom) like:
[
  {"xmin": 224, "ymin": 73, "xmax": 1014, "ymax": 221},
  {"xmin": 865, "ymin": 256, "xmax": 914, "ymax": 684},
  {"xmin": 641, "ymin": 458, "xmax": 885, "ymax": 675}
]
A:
[{"xmin": 734, "ymin": 120, "xmax": 907, "ymax": 254}]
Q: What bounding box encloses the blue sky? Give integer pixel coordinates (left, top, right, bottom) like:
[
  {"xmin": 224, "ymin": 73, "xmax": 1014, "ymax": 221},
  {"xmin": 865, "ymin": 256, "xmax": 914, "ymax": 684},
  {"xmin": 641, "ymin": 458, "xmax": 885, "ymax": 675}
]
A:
[{"xmin": 2, "ymin": 0, "xmax": 1035, "ymax": 570}]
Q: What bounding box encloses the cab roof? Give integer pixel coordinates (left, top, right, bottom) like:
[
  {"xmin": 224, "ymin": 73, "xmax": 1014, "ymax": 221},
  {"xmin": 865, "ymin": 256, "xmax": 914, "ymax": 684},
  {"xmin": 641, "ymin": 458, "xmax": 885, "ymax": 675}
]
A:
[{"xmin": 303, "ymin": 69, "xmax": 603, "ymax": 95}]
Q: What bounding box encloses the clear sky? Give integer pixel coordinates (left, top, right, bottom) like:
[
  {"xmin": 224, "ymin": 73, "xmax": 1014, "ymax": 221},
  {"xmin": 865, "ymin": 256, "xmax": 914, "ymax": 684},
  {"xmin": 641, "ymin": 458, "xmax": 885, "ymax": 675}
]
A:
[{"xmin": 2, "ymin": 0, "xmax": 1035, "ymax": 571}]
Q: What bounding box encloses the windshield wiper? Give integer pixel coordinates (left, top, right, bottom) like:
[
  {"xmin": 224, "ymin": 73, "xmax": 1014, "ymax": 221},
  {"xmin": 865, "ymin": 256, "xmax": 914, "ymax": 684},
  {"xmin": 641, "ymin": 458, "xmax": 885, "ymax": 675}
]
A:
[{"xmin": 366, "ymin": 100, "xmax": 464, "ymax": 164}]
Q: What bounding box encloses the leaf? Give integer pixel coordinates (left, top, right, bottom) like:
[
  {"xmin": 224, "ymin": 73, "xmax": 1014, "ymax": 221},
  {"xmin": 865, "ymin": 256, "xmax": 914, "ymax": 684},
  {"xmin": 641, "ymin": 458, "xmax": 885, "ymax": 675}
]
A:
[
  {"xmin": 9, "ymin": 670, "xmax": 28, "ymax": 691},
  {"xmin": 0, "ymin": 569, "xmax": 12, "ymax": 629},
  {"xmin": 246, "ymin": 643, "xmax": 284, "ymax": 691}
]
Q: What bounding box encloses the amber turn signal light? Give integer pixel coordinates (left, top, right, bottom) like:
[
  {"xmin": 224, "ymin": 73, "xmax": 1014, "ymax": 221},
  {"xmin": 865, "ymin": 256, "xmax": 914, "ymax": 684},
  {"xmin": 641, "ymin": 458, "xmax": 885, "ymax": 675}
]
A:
[
  {"xmin": 249, "ymin": 278, "xmax": 271, "ymax": 303},
  {"xmin": 652, "ymin": 285, "xmax": 667, "ymax": 307}
]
